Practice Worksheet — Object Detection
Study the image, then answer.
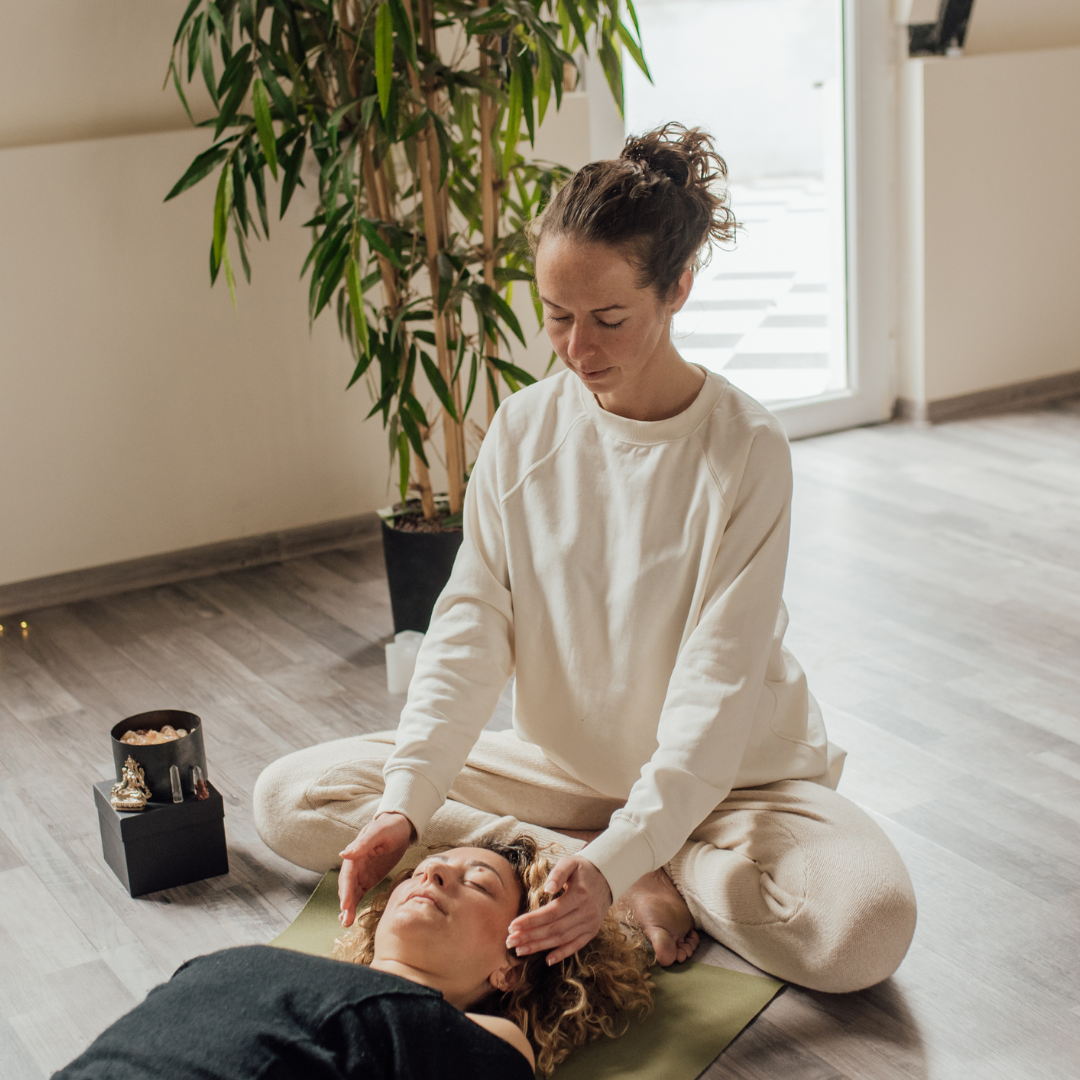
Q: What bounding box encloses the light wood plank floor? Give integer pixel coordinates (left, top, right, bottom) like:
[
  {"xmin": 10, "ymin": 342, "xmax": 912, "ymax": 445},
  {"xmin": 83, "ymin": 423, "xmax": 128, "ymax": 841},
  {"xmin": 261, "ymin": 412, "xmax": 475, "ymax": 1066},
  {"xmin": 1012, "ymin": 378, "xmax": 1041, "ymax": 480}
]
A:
[{"xmin": 3, "ymin": 400, "xmax": 1080, "ymax": 1079}]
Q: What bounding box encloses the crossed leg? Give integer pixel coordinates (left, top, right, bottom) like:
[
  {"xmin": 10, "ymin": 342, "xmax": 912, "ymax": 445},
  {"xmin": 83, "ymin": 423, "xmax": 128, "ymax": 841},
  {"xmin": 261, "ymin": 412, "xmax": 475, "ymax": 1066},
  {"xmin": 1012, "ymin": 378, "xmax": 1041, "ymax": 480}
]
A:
[{"xmin": 254, "ymin": 729, "xmax": 915, "ymax": 993}]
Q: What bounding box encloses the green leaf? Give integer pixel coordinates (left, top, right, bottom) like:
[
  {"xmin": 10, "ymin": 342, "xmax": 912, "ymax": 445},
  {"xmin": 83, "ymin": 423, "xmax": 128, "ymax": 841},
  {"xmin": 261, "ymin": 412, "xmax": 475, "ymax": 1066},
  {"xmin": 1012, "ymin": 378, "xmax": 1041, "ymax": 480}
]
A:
[
  {"xmin": 165, "ymin": 144, "xmax": 229, "ymax": 201},
  {"xmin": 358, "ymin": 218, "xmax": 404, "ymax": 268},
  {"xmin": 388, "ymin": 0, "xmax": 419, "ymax": 70},
  {"xmin": 252, "ymin": 78, "xmax": 279, "ymax": 180},
  {"xmin": 397, "ymin": 107, "xmax": 430, "ymax": 144},
  {"xmin": 171, "ymin": 63, "xmax": 196, "ymax": 126},
  {"xmin": 400, "ymin": 345, "xmax": 418, "ymax": 405},
  {"xmin": 326, "ymin": 98, "xmax": 360, "ymax": 132},
  {"xmin": 402, "ymin": 390, "xmax": 428, "ymax": 431},
  {"xmin": 488, "ymin": 354, "xmax": 537, "ymax": 388},
  {"xmin": 419, "ymin": 351, "xmax": 459, "ymax": 423},
  {"xmin": 464, "ymin": 352, "xmax": 480, "ymax": 417},
  {"xmin": 346, "ymin": 257, "xmax": 371, "ymax": 356},
  {"xmin": 494, "ymin": 266, "xmax": 535, "ymax": 283},
  {"xmin": 173, "ymin": 0, "xmax": 202, "ymax": 47},
  {"xmin": 239, "ymin": 0, "xmax": 257, "ymax": 39},
  {"xmin": 479, "ymin": 283, "xmax": 526, "ymax": 345},
  {"xmin": 502, "ymin": 66, "xmax": 522, "ymax": 176},
  {"xmin": 346, "ymin": 343, "xmax": 375, "ymax": 389},
  {"xmin": 398, "ymin": 406, "xmax": 429, "ymax": 465},
  {"xmin": 519, "ymin": 52, "xmax": 535, "ymax": 146},
  {"xmin": 222, "ymin": 237, "xmax": 237, "ymax": 306},
  {"xmin": 246, "ymin": 142, "xmax": 270, "ymax": 235},
  {"xmin": 366, "ymin": 383, "xmax": 396, "ymax": 421},
  {"xmin": 598, "ymin": 27, "xmax": 624, "ymax": 117},
  {"xmin": 231, "ymin": 154, "xmax": 249, "ymax": 236},
  {"xmin": 212, "ymin": 162, "xmax": 232, "ymax": 268},
  {"xmin": 312, "ymin": 241, "xmax": 350, "ymax": 320},
  {"xmin": 536, "ymin": 43, "xmax": 552, "ymax": 127},
  {"xmin": 486, "ymin": 364, "xmax": 502, "ymax": 416},
  {"xmin": 198, "ymin": 14, "xmax": 219, "ymax": 106},
  {"xmin": 397, "ymin": 432, "xmax": 410, "ymax": 505},
  {"xmin": 258, "ymin": 59, "xmax": 298, "ymax": 125},
  {"xmin": 559, "ymin": 0, "xmax": 590, "ymax": 54},
  {"xmin": 375, "ymin": 2, "xmax": 394, "ymax": 119},
  {"xmin": 233, "ymin": 216, "xmax": 252, "ymax": 282},
  {"xmin": 206, "ymin": 1, "xmax": 228, "ymax": 43},
  {"xmin": 280, "ymin": 134, "xmax": 306, "ymax": 218},
  {"xmin": 214, "ymin": 59, "xmax": 254, "ymax": 138},
  {"xmin": 617, "ymin": 20, "xmax": 650, "ymax": 81}
]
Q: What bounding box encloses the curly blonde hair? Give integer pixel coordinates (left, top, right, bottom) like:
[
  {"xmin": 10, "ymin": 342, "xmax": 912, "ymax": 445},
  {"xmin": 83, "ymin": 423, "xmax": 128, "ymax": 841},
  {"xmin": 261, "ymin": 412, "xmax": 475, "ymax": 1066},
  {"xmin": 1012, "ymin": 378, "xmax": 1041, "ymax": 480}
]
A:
[{"xmin": 333, "ymin": 836, "xmax": 654, "ymax": 1076}]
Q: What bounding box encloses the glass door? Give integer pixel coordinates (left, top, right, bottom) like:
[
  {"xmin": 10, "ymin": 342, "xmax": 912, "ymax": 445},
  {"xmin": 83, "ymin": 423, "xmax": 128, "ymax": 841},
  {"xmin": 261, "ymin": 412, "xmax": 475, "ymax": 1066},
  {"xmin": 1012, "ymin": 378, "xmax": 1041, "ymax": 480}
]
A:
[{"xmin": 623, "ymin": 0, "xmax": 896, "ymax": 438}]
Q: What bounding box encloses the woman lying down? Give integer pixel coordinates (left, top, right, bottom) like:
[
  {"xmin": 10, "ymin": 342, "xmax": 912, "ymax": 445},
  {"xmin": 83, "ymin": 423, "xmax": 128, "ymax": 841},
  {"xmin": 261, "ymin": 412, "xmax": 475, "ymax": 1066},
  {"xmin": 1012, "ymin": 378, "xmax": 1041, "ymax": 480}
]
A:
[{"xmin": 53, "ymin": 838, "xmax": 653, "ymax": 1079}]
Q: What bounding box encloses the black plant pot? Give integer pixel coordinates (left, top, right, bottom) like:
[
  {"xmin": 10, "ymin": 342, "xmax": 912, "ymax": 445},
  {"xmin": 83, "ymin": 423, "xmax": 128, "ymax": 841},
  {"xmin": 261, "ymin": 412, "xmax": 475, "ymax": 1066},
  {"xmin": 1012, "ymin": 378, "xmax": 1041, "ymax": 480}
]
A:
[{"xmin": 380, "ymin": 517, "xmax": 464, "ymax": 634}]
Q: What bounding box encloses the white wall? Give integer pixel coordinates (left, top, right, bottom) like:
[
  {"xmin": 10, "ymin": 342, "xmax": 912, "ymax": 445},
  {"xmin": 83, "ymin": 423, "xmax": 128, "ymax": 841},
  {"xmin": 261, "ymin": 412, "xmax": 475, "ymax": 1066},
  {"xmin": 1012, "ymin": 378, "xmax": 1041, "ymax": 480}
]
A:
[
  {"xmin": 899, "ymin": 45, "xmax": 1080, "ymax": 408},
  {"xmin": 965, "ymin": 0, "xmax": 1080, "ymax": 56},
  {"xmin": 0, "ymin": 1, "xmax": 212, "ymax": 149},
  {"xmin": 0, "ymin": 5, "xmax": 591, "ymax": 589},
  {"xmin": 0, "ymin": 130, "xmax": 391, "ymax": 587}
]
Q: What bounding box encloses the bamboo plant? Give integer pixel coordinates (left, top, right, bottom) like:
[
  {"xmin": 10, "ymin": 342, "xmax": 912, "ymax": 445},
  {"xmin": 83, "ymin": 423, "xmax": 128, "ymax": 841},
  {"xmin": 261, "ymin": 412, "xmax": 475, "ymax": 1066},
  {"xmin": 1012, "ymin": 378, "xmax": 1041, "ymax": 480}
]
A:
[{"xmin": 166, "ymin": 0, "xmax": 648, "ymax": 522}]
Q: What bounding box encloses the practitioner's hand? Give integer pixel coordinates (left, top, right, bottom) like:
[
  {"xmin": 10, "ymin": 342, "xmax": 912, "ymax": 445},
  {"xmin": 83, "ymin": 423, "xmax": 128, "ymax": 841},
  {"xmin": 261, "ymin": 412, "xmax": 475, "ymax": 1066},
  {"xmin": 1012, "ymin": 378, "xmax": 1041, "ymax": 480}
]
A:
[
  {"xmin": 338, "ymin": 813, "xmax": 414, "ymax": 928},
  {"xmin": 505, "ymin": 854, "xmax": 613, "ymax": 965}
]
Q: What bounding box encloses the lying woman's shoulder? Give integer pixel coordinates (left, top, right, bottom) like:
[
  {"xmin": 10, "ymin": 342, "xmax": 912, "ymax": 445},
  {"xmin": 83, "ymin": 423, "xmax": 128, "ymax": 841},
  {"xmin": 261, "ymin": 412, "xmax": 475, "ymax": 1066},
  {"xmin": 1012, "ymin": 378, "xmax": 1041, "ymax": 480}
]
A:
[{"xmin": 466, "ymin": 1013, "xmax": 536, "ymax": 1071}]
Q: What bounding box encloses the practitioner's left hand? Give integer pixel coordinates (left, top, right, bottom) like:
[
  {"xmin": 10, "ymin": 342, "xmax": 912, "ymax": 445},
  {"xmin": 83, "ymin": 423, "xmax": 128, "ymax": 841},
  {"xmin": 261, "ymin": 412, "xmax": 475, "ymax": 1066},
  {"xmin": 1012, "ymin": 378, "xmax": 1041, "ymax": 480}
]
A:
[{"xmin": 505, "ymin": 854, "xmax": 613, "ymax": 965}]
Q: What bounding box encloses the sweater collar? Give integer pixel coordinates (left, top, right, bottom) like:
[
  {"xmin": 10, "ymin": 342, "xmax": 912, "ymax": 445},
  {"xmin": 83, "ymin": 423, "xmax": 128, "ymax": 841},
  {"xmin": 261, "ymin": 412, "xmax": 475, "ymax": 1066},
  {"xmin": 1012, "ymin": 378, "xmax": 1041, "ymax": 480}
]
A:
[{"xmin": 577, "ymin": 368, "xmax": 723, "ymax": 445}]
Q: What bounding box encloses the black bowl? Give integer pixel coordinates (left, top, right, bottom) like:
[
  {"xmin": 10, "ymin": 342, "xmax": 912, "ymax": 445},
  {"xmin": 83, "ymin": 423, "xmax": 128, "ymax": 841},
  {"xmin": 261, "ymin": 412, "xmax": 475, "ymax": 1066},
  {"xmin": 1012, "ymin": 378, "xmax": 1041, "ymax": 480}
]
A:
[{"xmin": 111, "ymin": 710, "xmax": 208, "ymax": 803}]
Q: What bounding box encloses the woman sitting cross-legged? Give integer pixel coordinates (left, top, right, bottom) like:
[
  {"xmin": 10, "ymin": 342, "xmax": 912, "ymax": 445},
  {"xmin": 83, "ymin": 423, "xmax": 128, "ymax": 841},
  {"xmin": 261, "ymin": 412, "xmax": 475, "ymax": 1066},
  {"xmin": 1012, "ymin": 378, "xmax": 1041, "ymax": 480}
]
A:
[{"xmin": 52, "ymin": 838, "xmax": 653, "ymax": 1080}]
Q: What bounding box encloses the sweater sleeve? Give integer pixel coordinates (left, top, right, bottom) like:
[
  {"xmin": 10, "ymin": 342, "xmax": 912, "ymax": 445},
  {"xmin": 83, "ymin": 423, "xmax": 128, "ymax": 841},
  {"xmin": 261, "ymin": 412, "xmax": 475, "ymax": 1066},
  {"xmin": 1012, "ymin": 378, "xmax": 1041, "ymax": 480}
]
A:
[
  {"xmin": 580, "ymin": 423, "xmax": 793, "ymax": 900},
  {"xmin": 377, "ymin": 419, "xmax": 515, "ymax": 836}
]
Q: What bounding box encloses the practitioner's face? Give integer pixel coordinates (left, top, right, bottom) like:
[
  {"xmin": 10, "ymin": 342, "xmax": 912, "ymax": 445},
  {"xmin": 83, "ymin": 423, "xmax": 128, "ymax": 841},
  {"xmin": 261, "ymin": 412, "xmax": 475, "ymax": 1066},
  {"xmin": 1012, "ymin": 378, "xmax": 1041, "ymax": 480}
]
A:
[
  {"xmin": 535, "ymin": 235, "xmax": 692, "ymax": 407},
  {"xmin": 373, "ymin": 847, "xmax": 523, "ymax": 1007}
]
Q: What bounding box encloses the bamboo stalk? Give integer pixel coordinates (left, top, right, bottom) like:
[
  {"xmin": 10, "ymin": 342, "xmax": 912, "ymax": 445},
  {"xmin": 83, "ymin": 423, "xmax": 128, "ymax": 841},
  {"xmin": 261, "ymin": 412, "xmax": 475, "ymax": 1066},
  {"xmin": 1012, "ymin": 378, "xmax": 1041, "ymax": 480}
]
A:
[
  {"xmin": 360, "ymin": 137, "xmax": 400, "ymax": 312},
  {"xmin": 361, "ymin": 130, "xmax": 436, "ymax": 519},
  {"xmin": 401, "ymin": 0, "xmax": 466, "ymax": 515},
  {"xmin": 479, "ymin": 39, "xmax": 500, "ymax": 425}
]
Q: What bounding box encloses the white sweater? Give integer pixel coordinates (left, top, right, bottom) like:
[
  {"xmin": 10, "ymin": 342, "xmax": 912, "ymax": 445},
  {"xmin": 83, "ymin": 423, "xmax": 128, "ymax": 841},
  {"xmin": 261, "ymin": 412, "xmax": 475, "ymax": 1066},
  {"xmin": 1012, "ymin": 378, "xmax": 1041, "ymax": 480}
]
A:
[{"xmin": 378, "ymin": 369, "xmax": 840, "ymax": 900}]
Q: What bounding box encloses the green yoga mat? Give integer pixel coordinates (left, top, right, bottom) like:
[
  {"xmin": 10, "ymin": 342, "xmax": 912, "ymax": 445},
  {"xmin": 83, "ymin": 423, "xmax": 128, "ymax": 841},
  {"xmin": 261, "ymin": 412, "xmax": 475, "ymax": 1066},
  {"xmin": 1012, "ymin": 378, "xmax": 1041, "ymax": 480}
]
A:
[{"xmin": 271, "ymin": 871, "xmax": 783, "ymax": 1079}]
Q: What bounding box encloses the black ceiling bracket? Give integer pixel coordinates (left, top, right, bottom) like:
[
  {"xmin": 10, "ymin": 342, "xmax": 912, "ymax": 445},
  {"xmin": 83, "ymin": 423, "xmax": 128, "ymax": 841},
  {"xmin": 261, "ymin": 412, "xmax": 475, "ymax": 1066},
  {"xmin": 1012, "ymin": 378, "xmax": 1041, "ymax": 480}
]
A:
[{"xmin": 909, "ymin": 0, "xmax": 976, "ymax": 57}]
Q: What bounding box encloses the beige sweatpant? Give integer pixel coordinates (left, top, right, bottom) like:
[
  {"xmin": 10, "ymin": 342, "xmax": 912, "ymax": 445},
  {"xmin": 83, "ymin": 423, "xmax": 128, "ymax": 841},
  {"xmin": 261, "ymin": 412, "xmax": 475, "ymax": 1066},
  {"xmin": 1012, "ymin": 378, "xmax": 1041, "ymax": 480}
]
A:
[{"xmin": 253, "ymin": 728, "xmax": 916, "ymax": 993}]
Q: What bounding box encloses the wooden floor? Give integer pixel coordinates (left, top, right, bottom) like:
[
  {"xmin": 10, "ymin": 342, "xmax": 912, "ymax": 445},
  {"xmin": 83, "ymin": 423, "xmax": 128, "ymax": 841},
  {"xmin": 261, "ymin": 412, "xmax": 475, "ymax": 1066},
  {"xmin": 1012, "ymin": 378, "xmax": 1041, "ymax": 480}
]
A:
[{"xmin": 3, "ymin": 399, "xmax": 1080, "ymax": 1079}]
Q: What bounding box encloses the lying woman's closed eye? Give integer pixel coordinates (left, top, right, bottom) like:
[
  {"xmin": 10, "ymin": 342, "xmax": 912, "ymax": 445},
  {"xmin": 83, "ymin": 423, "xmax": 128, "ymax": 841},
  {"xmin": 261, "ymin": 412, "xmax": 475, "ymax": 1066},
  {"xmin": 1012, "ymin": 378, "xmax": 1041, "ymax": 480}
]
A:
[
  {"xmin": 334, "ymin": 836, "xmax": 654, "ymax": 1077},
  {"xmin": 53, "ymin": 838, "xmax": 652, "ymax": 1080}
]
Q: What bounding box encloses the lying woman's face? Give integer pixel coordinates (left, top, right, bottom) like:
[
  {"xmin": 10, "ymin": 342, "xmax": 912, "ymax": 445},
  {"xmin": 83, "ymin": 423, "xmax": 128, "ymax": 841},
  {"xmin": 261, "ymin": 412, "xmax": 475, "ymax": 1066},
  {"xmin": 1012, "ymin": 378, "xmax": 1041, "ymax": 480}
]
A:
[{"xmin": 373, "ymin": 847, "xmax": 523, "ymax": 1002}]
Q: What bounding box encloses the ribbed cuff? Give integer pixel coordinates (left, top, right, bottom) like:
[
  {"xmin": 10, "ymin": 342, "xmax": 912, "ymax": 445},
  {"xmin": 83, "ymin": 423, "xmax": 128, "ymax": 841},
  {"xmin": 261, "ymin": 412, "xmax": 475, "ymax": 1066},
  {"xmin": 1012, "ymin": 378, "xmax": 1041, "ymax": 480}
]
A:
[
  {"xmin": 579, "ymin": 820, "xmax": 657, "ymax": 903},
  {"xmin": 377, "ymin": 767, "xmax": 444, "ymax": 842}
]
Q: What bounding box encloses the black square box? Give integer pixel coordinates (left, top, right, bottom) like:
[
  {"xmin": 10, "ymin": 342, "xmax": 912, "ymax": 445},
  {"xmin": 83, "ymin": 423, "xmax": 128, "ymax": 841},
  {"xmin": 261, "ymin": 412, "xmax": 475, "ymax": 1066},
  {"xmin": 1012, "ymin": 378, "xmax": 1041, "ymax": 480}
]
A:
[{"xmin": 94, "ymin": 780, "xmax": 229, "ymax": 896}]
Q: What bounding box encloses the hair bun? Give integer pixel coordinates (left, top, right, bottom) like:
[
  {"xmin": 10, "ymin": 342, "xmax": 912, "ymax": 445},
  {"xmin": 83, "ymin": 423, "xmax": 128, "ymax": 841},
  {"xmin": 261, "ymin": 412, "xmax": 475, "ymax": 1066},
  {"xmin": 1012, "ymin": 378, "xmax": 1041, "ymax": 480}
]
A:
[
  {"xmin": 620, "ymin": 134, "xmax": 692, "ymax": 187},
  {"xmin": 532, "ymin": 122, "xmax": 736, "ymax": 298}
]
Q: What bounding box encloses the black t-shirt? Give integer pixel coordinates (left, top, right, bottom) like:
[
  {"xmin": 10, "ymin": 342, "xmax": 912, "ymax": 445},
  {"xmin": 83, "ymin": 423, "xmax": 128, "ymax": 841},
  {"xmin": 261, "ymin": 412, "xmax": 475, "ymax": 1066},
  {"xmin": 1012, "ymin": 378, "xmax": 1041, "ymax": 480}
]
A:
[{"xmin": 52, "ymin": 945, "xmax": 533, "ymax": 1080}]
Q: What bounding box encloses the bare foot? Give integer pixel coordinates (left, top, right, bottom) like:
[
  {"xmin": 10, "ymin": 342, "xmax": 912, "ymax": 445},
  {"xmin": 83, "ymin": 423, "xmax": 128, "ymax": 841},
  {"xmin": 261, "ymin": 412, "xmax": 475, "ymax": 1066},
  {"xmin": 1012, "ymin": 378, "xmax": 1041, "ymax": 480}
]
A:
[{"xmin": 615, "ymin": 868, "xmax": 699, "ymax": 967}]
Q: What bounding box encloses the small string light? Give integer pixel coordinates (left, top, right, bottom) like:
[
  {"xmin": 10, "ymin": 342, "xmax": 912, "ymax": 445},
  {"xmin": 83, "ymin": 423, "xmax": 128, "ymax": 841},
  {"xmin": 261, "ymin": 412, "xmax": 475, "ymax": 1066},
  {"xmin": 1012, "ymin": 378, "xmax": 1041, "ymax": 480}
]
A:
[{"xmin": 20, "ymin": 620, "xmax": 28, "ymax": 638}]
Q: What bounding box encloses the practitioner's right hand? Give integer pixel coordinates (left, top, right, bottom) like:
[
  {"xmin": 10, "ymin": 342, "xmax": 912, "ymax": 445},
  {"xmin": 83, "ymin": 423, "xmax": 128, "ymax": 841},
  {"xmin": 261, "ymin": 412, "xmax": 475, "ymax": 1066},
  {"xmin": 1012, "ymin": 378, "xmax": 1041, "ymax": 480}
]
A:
[{"xmin": 338, "ymin": 812, "xmax": 414, "ymax": 927}]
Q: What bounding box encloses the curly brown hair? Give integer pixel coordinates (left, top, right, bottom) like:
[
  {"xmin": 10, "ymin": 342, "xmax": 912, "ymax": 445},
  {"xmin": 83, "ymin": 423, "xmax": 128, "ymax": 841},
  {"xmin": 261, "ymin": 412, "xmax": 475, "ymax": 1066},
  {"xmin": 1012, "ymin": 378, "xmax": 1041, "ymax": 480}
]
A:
[
  {"xmin": 332, "ymin": 836, "xmax": 653, "ymax": 1076},
  {"xmin": 530, "ymin": 122, "xmax": 737, "ymax": 299}
]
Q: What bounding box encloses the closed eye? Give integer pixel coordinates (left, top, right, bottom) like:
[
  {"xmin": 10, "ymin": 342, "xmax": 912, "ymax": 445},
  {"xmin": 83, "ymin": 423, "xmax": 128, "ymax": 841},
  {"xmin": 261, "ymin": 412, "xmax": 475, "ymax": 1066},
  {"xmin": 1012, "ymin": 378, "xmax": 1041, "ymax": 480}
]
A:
[{"xmin": 598, "ymin": 319, "xmax": 626, "ymax": 330}]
